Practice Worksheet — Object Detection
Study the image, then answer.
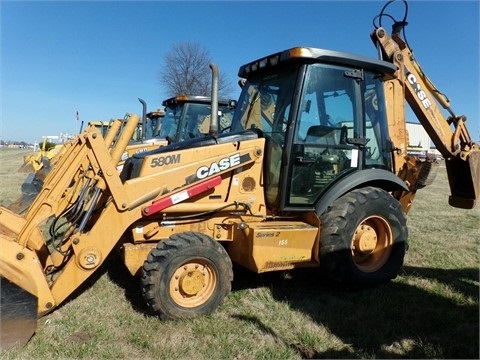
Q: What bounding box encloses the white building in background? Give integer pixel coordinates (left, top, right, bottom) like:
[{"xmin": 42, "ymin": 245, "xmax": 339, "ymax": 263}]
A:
[
  {"xmin": 406, "ymin": 122, "xmax": 431, "ymax": 149},
  {"xmin": 406, "ymin": 122, "xmax": 442, "ymax": 160}
]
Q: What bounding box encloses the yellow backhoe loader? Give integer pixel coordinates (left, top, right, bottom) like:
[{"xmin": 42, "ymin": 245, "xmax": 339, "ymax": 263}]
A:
[
  {"xmin": 158, "ymin": 95, "xmax": 235, "ymax": 144},
  {"xmin": 1, "ymin": 0, "xmax": 478, "ymax": 350},
  {"xmin": 17, "ymin": 137, "xmax": 63, "ymax": 174}
]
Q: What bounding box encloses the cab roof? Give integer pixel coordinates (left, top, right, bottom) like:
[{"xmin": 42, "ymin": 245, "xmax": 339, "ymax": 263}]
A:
[
  {"xmin": 238, "ymin": 47, "xmax": 397, "ymax": 78},
  {"xmin": 162, "ymin": 95, "xmax": 232, "ymax": 107}
]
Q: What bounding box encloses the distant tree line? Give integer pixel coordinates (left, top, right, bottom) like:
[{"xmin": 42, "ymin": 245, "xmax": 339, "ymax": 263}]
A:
[{"xmin": 0, "ymin": 140, "xmax": 32, "ymax": 146}]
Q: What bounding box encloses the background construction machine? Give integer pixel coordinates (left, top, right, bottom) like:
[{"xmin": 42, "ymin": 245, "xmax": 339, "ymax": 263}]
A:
[
  {"xmin": 17, "ymin": 113, "xmax": 165, "ymax": 177},
  {"xmin": 158, "ymin": 95, "xmax": 235, "ymax": 143},
  {"xmin": 9, "ymin": 114, "xmax": 166, "ymax": 215},
  {"xmin": 17, "ymin": 94, "xmax": 234, "ymax": 179},
  {"xmin": 17, "ymin": 137, "xmax": 63, "ymax": 174},
  {"xmin": 9, "ymin": 95, "xmax": 234, "ymax": 215},
  {"xmin": 0, "ymin": 0, "xmax": 478, "ymax": 350}
]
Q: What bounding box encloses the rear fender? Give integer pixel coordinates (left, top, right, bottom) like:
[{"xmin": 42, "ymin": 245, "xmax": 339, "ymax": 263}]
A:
[{"xmin": 315, "ymin": 169, "xmax": 408, "ymax": 215}]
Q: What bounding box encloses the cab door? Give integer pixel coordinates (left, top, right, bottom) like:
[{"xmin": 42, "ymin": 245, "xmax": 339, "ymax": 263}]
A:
[{"xmin": 283, "ymin": 63, "xmax": 392, "ymax": 210}]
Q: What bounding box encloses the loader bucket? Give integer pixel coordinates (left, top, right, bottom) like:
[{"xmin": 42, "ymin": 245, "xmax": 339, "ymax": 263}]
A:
[
  {"xmin": 17, "ymin": 161, "xmax": 35, "ymax": 174},
  {"xmin": 7, "ymin": 173, "xmax": 44, "ymax": 215},
  {"xmin": 7, "ymin": 193, "xmax": 37, "ymax": 215},
  {"xmin": 446, "ymin": 151, "xmax": 480, "ymax": 209},
  {"xmin": 0, "ymin": 276, "xmax": 38, "ymax": 350}
]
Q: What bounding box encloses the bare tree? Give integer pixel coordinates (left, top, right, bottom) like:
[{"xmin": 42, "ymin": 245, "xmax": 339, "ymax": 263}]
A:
[{"xmin": 159, "ymin": 42, "xmax": 233, "ymax": 98}]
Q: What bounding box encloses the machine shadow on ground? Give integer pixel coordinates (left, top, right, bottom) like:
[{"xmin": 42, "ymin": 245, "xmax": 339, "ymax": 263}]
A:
[{"xmin": 230, "ymin": 264, "xmax": 479, "ymax": 359}]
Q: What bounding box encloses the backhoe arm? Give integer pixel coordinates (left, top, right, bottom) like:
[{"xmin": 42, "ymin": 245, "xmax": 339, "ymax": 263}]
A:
[{"xmin": 371, "ymin": 26, "xmax": 479, "ymax": 209}]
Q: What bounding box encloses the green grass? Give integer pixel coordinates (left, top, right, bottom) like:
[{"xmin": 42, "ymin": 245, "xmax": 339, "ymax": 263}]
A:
[
  {"xmin": 0, "ymin": 149, "xmax": 478, "ymax": 359},
  {"xmin": 0, "ymin": 148, "xmax": 32, "ymax": 205}
]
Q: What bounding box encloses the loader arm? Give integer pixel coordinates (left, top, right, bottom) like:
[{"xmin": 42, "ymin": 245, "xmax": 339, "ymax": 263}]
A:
[
  {"xmin": 0, "ymin": 115, "xmax": 142, "ymax": 350},
  {"xmin": 371, "ymin": 26, "xmax": 479, "ymax": 209},
  {"xmin": 0, "ymin": 113, "xmax": 265, "ymax": 349}
]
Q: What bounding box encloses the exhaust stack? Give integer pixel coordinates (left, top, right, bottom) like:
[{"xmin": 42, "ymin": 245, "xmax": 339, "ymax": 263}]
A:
[{"xmin": 209, "ymin": 63, "xmax": 219, "ymax": 136}]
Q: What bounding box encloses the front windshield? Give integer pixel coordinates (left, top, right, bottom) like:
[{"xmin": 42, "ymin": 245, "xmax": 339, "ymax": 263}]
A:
[
  {"xmin": 158, "ymin": 105, "xmax": 182, "ymax": 139},
  {"xmin": 231, "ymin": 69, "xmax": 298, "ymax": 134},
  {"xmin": 181, "ymin": 102, "xmax": 235, "ymax": 140},
  {"xmin": 231, "ymin": 68, "xmax": 299, "ymax": 207},
  {"xmin": 159, "ymin": 101, "xmax": 236, "ymax": 142},
  {"xmin": 218, "ymin": 103, "xmax": 235, "ymax": 131}
]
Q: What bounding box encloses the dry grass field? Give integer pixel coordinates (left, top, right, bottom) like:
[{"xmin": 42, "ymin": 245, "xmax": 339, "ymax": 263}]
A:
[{"xmin": 0, "ymin": 147, "xmax": 478, "ymax": 359}]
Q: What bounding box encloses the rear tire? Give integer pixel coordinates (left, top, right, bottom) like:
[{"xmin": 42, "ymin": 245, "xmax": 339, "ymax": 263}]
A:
[
  {"xmin": 319, "ymin": 186, "xmax": 407, "ymax": 288},
  {"xmin": 141, "ymin": 232, "xmax": 233, "ymax": 319}
]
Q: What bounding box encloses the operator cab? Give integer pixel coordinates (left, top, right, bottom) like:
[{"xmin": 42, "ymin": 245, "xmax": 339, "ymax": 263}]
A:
[
  {"xmin": 159, "ymin": 96, "xmax": 236, "ymax": 143},
  {"xmin": 231, "ymin": 47, "xmax": 398, "ymax": 212}
]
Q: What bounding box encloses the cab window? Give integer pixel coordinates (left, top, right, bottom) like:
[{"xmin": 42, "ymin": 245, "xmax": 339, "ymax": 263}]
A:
[
  {"xmin": 287, "ymin": 64, "xmax": 391, "ymax": 207},
  {"xmin": 232, "ymin": 69, "xmax": 298, "ymax": 208},
  {"xmin": 288, "ymin": 64, "xmax": 357, "ymax": 206}
]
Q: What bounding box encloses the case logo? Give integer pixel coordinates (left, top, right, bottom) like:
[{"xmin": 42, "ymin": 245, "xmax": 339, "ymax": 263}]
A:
[
  {"xmin": 407, "ymin": 72, "xmax": 432, "ymax": 109},
  {"xmin": 196, "ymin": 153, "xmax": 241, "ymax": 179}
]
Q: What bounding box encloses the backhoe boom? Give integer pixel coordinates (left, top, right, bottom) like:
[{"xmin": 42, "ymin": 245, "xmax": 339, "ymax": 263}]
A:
[{"xmin": 371, "ymin": 26, "xmax": 479, "ymax": 208}]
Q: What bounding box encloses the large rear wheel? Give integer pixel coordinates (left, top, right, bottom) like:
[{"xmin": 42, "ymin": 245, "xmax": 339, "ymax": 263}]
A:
[
  {"xmin": 319, "ymin": 186, "xmax": 407, "ymax": 288},
  {"xmin": 140, "ymin": 232, "xmax": 233, "ymax": 319}
]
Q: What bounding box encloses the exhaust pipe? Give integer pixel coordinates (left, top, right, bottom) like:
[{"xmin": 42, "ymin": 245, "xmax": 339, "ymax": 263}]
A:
[
  {"xmin": 209, "ymin": 63, "xmax": 219, "ymax": 136},
  {"xmin": 138, "ymin": 98, "xmax": 147, "ymax": 140}
]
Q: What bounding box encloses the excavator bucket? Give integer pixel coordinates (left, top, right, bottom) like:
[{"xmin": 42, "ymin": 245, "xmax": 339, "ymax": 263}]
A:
[
  {"xmin": 446, "ymin": 151, "xmax": 480, "ymax": 209},
  {"xmin": 0, "ymin": 276, "xmax": 38, "ymax": 350}
]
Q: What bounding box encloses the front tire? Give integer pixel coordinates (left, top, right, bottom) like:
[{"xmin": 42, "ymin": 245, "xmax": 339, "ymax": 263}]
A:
[
  {"xmin": 141, "ymin": 232, "xmax": 233, "ymax": 319},
  {"xmin": 319, "ymin": 186, "xmax": 407, "ymax": 288}
]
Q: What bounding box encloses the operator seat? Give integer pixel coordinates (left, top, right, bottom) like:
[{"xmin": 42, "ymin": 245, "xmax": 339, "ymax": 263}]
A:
[
  {"xmin": 301, "ymin": 125, "xmax": 343, "ymax": 191},
  {"xmin": 304, "ymin": 125, "xmax": 337, "ymax": 145}
]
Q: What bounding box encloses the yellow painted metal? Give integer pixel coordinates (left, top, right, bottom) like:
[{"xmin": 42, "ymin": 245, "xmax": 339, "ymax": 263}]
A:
[
  {"xmin": 0, "ymin": 236, "xmax": 55, "ymax": 316},
  {"xmin": 18, "ymin": 139, "xmax": 62, "ymax": 174},
  {"xmin": 169, "ymin": 260, "xmax": 216, "ymax": 308},
  {"xmin": 351, "ymin": 215, "xmax": 393, "ymax": 273},
  {"xmin": 373, "ymin": 27, "xmax": 479, "ymax": 210},
  {"xmin": 120, "ymin": 242, "xmax": 156, "ymax": 276},
  {"xmin": 229, "ymin": 221, "xmax": 319, "ymax": 273}
]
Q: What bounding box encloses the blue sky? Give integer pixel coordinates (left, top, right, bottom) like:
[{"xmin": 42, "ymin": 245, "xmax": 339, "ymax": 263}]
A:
[{"xmin": 1, "ymin": 1, "xmax": 479, "ymax": 143}]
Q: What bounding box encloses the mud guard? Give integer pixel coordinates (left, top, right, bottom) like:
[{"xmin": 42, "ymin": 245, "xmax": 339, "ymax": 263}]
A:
[
  {"xmin": 0, "ymin": 276, "xmax": 38, "ymax": 350},
  {"xmin": 314, "ymin": 168, "xmax": 409, "ymax": 215}
]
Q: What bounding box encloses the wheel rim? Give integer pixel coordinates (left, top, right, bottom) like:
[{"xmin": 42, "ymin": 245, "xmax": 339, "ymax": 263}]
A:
[
  {"xmin": 351, "ymin": 215, "xmax": 393, "ymax": 273},
  {"xmin": 169, "ymin": 259, "xmax": 217, "ymax": 308}
]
